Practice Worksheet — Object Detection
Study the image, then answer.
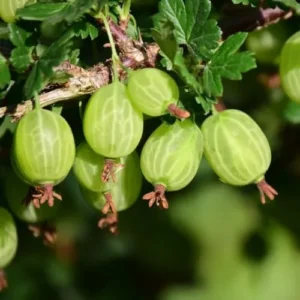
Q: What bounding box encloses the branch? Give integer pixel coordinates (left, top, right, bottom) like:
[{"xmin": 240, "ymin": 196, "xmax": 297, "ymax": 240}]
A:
[
  {"xmin": 0, "ymin": 62, "xmax": 110, "ymax": 120},
  {"xmin": 219, "ymin": 5, "xmax": 293, "ymax": 39},
  {"xmin": 0, "ymin": 20, "xmax": 160, "ymax": 120},
  {"xmin": 0, "ymin": 6, "xmax": 293, "ymax": 119}
]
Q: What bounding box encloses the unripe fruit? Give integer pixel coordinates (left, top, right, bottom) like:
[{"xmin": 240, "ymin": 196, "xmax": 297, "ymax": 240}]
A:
[
  {"xmin": 246, "ymin": 22, "xmax": 287, "ymax": 65},
  {"xmin": 141, "ymin": 119, "xmax": 204, "ymax": 208},
  {"xmin": 201, "ymin": 109, "xmax": 278, "ymax": 203},
  {"xmin": 127, "ymin": 68, "xmax": 190, "ymax": 118},
  {"xmin": 0, "ymin": 208, "xmax": 18, "ymax": 269},
  {"xmin": 83, "ymin": 81, "xmax": 143, "ymax": 158},
  {"xmin": 12, "ymin": 108, "xmax": 76, "ymax": 206},
  {"xmin": 5, "ymin": 169, "xmax": 61, "ymax": 223},
  {"xmin": 79, "ymin": 150, "xmax": 142, "ymax": 233},
  {"xmin": 280, "ymin": 31, "xmax": 300, "ymax": 103},
  {"xmin": 73, "ymin": 142, "xmax": 113, "ymax": 192},
  {"xmin": 0, "ymin": 0, "xmax": 36, "ymax": 23}
]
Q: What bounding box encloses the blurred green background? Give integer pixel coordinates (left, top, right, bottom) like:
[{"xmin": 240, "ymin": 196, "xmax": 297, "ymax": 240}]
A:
[{"xmin": 2, "ymin": 1, "xmax": 300, "ymax": 299}]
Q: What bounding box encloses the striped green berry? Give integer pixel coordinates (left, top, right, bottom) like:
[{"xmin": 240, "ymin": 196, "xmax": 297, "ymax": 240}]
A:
[
  {"xmin": 83, "ymin": 81, "xmax": 143, "ymax": 159},
  {"xmin": 0, "ymin": 0, "xmax": 36, "ymax": 23},
  {"xmin": 201, "ymin": 109, "xmax": 277, "ymax": 203},
  {"xmin": 5, "ymin": 168, "xmax": 61, "ymax": 223},
  {"xmin": 127, "ymin": 68, "xmax": 190, "ymax": 119},
  {"xmin": 280, "ymin": 31, "xmax": 300, "ymax": 103},
  {"xmin": 12, "ymin": 108, "xmax": 76, "ymax": 206},
  {"xmin": 0, "ymin": 208, "xmax": 18, "ymax": 269},
  {"xmin": 79, "ymin": 151, "xmax": 142, "ymax": 233},
  {"xmin": 141, "ymin": 119, "xmax": 204, "ymax": 208},
  {"xmin": 73, "ymin": 142, "xmax": 113, "ymax": 192}
]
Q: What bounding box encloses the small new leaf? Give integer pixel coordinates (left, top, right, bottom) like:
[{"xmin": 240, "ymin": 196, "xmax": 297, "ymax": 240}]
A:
[
  {"xmin": 0, "ymin": 54, "xmax": 11, "ymax": 90},
  {"xmin": 157, "ymin": 0, "xmax": 221, "ymax": 60},
  {"xmin": 203, "ymin": 32, "xmax": 256, "ymax": 97}
]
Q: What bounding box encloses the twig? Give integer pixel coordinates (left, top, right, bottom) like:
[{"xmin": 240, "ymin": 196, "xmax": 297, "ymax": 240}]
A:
[
  {"xmin": 219, "ymin": 6, "xmax": 293, "ymax": 39},
  {"xmin": 0, "ymin": 21, "xmax": 160, "ymax": 120},
  {"xmin": 0, "ymin": 6, "xmax": 294, "ymax": 119}
]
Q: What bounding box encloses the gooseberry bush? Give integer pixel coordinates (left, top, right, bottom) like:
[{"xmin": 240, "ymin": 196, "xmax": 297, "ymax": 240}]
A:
[{"xmin": 0, "ymin": 0, "xmax": 299, "ymax": 293}]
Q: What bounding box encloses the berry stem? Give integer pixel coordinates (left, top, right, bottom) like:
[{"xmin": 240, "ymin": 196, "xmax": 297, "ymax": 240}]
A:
[
  {"xmin": 167, "ymin": 103, "xmax": 190, "ymax": 119},
  {"xmin": 142, "ymin": 184, "xmax": 169, "ymax": 209},
  {"xmin": 102, "ymin": 192, "xmax": 117, "ymax": 214},
  {"xmin": 256, "ymin": 179, "xmax": 278, "ymax": 204},
  {"xmin": 33, "ymin": 92, "xmax": 41, "ymax": 110},
  {"xmin": 99, "ymin": 9, "xmax": 120, "ymax": 82}
]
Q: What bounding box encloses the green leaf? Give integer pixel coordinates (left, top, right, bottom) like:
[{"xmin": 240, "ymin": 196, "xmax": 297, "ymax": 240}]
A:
[
  {"xmin": 203, "ymin": 32, "xmax": 256, "ymax": 97},
  {"xmin": 152, "ymin": 24, "xmax": 202, "ymax": 95},
  {"xmin": 231, "ymin": 0, "xmax": 300, "ymax": 9},
  {"xmin": 16, "ymin": 3, "xmax": 67, "ymax": 21},
  {"xmin": 272, "ymin": 0, "xmax": 300, "ymax": 10},
  {"xmin": 284, "ymin": 101, "xmax": 300, "ymax": 124},
  {"xmin": 10, "ymin": 46, "xmax": 34, "ymax": 72},
  {"xmin": 157, "ymin": 0, "xmax": 221, "ymax": 60},
  {"xmin": 8, "ymin": 23, "xmax": 32, "ymax": 48},
  {"xmin": 0, "ymin": 54, "xmax": 11, "ymax": 89},
  {"xmin": 8, "ymin": 24, "xmax": 35, "ymax": 72},
  {"xmin": 42, "ymin": 0, "xmax": 106, "ymax": 25},
  {"xmin": 73, "ymin": 22, "xmax": 99, "ymax": 40},
  {"xmin": 24, "ymin": 31, "xmax": 74, "ymax": 98},
  {"xmin": 49, "ymin": 71, "xmax": 73, "ymax": 84},
  {"xmin": 152, "ymin": 22, "xmax": 217, "ymax": 113},
  {"xmin": 0, "ymin": 81, "xmax": 14, "ymax": 100},
  {"xmin": 0, "ymin": 23, "xmax": 9, "ymax": 39}
]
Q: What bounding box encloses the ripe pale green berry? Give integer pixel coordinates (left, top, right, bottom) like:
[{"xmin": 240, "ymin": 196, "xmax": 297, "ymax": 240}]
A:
[
  {"xmin": 73, "ymin": 142, "xmax": 113, "ymax": 192},
  {"xmin": 0, "ymin": 208, "xmax": 18, "ymax": 269},
  {"xmin": 79, "ymin": 151, "xmax": 142, "ymax": 232},
  {"xmin": 83, "ymin": 81, "xmax": 143, "ymax": 158},
  {"xmin": 201, "ymin": 109, "xmax": 278, "ymax": 204},
  {"xmin": 280, "ymin": 31, "xmax": 300, "ymax": 103},
  {"xmin": 0, "ymin": 0, "xmax": 36, "ymax": 23},
  {"xmin": 80, "ymin": 151, "xmax": 142, "ymax": 212},
  {"xmin": 127, "ymin": 68, "xmax": 190, "ymax": 118},
  {"xmin": 141, "ymin": 119, "xmax": 204, "ymax": 208},
  {"xmin": 246, "ymin": 22, "xmax": 287, "ymax": 65},
  {"xmin": 5, "ymin": 169, "xmax": 61, "ymax": 223},
  {"xmin": 12, "ymin": 108, "xmax": 76, "ymax": 206}
]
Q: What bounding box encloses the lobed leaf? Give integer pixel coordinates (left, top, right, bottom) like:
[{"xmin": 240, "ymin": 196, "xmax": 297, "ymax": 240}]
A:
[
  {"xmin": 8, "ymin": 24, "xmax": 35, "ymax": 72},
  {"xmin": 157, "ymin": 0, "xmax": 221, "ymax": 60},
  {"xmin": 203, "ymin": 32, "xmax": 256, "ymax": 97}
]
